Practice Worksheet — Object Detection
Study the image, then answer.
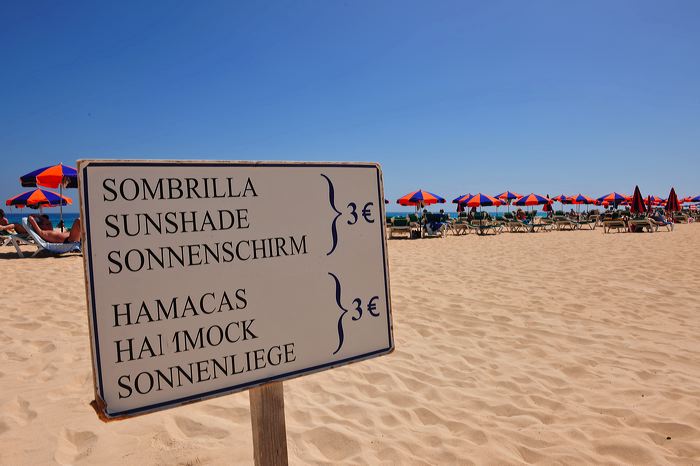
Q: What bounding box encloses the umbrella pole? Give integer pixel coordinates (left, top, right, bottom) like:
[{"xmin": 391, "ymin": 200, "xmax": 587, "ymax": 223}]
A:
[{"xmin": 60, "ymin": 183, "xmax": 64, "ymax": 232}]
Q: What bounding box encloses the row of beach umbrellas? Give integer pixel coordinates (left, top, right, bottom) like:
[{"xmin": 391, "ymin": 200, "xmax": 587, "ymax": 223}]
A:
[
  {"xmin": 395, "ymin": 188, "xmax": 694, "ymax": 212},
  {"xmin": 5, "ymin": 163, "xmax": 77, "ymax": 230}
]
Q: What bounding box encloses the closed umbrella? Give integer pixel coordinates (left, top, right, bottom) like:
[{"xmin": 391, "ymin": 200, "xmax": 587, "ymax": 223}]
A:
[
  {"xmin": 542, "ymin": 196, "xmax": 553, "ymax": 212},
  {"xmin": 666, "ymin": 188, "xmax": 681, "ymax": 214},
  {"xmin": 630, "ymin": 186, "xmax": 645, "ymax": 215}
]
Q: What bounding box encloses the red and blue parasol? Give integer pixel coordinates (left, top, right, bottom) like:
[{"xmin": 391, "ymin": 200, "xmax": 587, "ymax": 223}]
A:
[
  {"xmin": 20, "ymin": 163, "xmax": 78, "ymax": 189},
  {"xmin": 397, "ymin": 190, "xmax": 446, "ymax": 207},
  {"xmin": 6, "ymin": 188, "xmax": 72, "ymax": 209},
  {"xmin": 20, "ymin": 163, "xmax": 78, "ymax": 230},
  {"xmin": 464, "ymin": 193, "xmax": 502, "ymax": 207},
  {"xmin": 514, "ymin": 193, "xmax": 549, "ymax": 206},
  {"xmin": 597, "ymin": 192, "xmax": 630, "ymax": 206}
]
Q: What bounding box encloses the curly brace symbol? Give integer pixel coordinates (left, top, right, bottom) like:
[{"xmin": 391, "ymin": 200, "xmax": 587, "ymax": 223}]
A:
[
  {"xmin": 321, "ymin": 174, "xmax": 342, "ymax": 256},
  {"xmin": 328, "ymin": 272, "xmax": 349, "ymax": 355}
]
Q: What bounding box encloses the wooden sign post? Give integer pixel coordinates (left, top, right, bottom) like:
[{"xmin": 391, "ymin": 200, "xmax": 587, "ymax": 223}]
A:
[
  {"xmin": 77, "ymin": 160, "xmax": 393, "ymax": 462},
  {"xmin": 249, "ymin": 382, "xmax": 288, "ymax": 466}
]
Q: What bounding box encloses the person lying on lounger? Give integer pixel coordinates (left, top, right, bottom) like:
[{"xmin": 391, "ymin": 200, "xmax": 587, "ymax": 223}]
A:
[
  {"xmin": 28, "ymin": 216, "xmax": 81, "ymax": 243},
  {"xmin": 0, "ymin": 214, "xmax": 52, "ymax": 234},
  {"xmin": 0, "ymin": 209, "xmax": 8, "ymax": 227}
]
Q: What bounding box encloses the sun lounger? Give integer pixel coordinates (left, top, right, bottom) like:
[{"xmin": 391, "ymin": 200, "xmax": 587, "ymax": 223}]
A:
[
  {"xmin": 650, "ymin": 218, "xmax": 673, "ymax": 231},
  {"xmin": 628, "ymin": 217, "xmax": 655, "ymax": 233},
  {"xmin": 602, "ymin": 218, "xmax": 627, "ymax": 233},
  {"xmin": 673, "ymin": 212, "xmax": 689, "ymax": 223},
  {"xmin": 553, "ymin": 214, "xmax": 577, "ymax": 230},
  {"xmin": 468, "ymin": 221, "xmax": 498, "ymax": 235},
  {"xmin": 407, "ymin": 214, "xmax": 422, "ymax": 236},
  {"xmin": 451, "ymin": 218, "xmax": 470, "ymax": 235},
  {"xmin": 20, "ymin": 217, "xmax": 81, "ymax": 256},
  {"xmin": 505, "ymin": 219, "xmax": 528, "ymax": 232},
  {"xmin": 575, "ymin": 217, "xmax": 597, "ymax": 230},
  {"xmin": 389, "ymin": 217, "xmax": 412, "ymax": 239},
  {"xmin": 423, "ymin": 213, "xmax": 447, "ymax": 238},
  {"xmin": 1, "ymin": 230, "xmax": 35, "ymax": 257}
]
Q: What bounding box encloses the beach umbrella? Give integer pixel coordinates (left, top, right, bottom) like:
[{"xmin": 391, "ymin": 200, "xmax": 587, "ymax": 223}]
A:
[
  {"xmin": 689, "ymin": 195, "xmax": 700, "ymax": 203},
  {"xmin": 495, "ymin": 191, "xmax": 521, "ymax": 212},
  {"xmin": 646, "ymin": 195, "xmax": 654, "ymax": 215},
  {"xmin": 495, "ymin": 191, "xmax": 521, "ymax": 201},
  {"xmin": 665, "ymin": 188, "xmax": 681, "ymax": 214},
  {"xmin": 568, "ymin": 194, "xmax": 595, "ymax": 213},
  {"xmin": 20, "ymin": 163, "xmax": 78, "ymax": 231},
  {"xmin": 514, "ymin": 193, "xmax": 550, "ymax": 217},
  {"xmin": 646, "ymin": 195, "xmax": 664, "ymax": 205},
  {"xmin": 453, "ymin": 194, "xmax": 472, "ymax": 213},
  {"xmin": 21, "ymin": 163, "xmax": 78, "ymax": 189},
  {"xmin": 397, "ymin": 190, "xmax": 446, "ymax": 209},
  {"xmin": 568, "ymin": 194, "xmax": 595, "ymax": 205},
  {"xmin": 514, "ymin": 193, "xmax": 549, "ymax": 206},
  {"xmin": 464, "ymin": 193, "xmax": 502, "ymax": 207},
  {"xmin": 6, "ymin": 188, "xmax": 72, "ymax": 209},
  {"xmin": 630, "ymin": 186, "xmax": 645, "ymax": 215},
  {"xmin": 597, "ymin": 192, "xmax": 629, "ymax": 209},
  {"xmin": 550, "ymin": 194, "xmax": 569, "ymax": 212},
  {"xmin": 464, "ymin": 193, "xmax": 501, "ymax": 219},
  {"xmin": 452, "ymin": 193, "xmax": 473, "ymax": 204}
]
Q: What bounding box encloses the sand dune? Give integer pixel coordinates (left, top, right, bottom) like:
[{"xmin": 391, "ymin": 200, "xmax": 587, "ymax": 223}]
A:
[{"xmin": 1, "ymin": 225, "xmax": 699, "ymax": 464}]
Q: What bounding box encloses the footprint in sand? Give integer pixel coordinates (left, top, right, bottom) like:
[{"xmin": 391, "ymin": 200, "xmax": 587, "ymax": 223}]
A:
[
  {"xmin": 305, "ymin": 426, "xmax": 360, "ymax": 462},
  {"xmin": 173, "ymin": 416, "xmax": 230, "ymax": 440},
  {"xmin": 11, "ymin": 322, "xmax": 42, "ymax": 331},
  {"xmin": 199, "ymin": 404, "xmax": 249, "ymax": 422},
  {"xmin": 0, "ymin": 419, "xmax": 10, "ymax": 435},
  {"xmin": 30, "ymin": 340, "xmax": 57, "ymax": 353},
  {"xmin": 37, "ymin": 363, "xmax": 59, "ymax": 382},
  {"xmin": 4, "ymin": 396, "xmax": 37, "ymax": 426},
  {"xmin": 54, "ymin": 428, "xmax": 98, "ymax": 465},
  {"xmin": 4, "ymin": 351, "xmax": 29, "ymax": 362}
]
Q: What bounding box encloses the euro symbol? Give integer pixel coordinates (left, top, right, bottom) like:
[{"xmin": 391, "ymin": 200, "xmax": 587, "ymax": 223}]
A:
[
  {"xmin": 367, "ymin": 296, "xmax": 379, "ymax": 317},
  {"xmin": 362, "ymin": 202, "xmax": 374, "ymax": 223}
]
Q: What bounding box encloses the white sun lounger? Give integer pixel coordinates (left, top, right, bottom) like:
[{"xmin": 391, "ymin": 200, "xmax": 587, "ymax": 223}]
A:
[
  {"xmin": 21, "ymin": 217, "xmax": 81, "ymax": 257},
  {"xmin": 1, "ymin": 231, "xmax": 34, "ymax": 257}
]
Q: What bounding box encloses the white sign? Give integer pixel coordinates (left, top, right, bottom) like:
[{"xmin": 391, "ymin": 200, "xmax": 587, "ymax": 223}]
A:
[{"xmin": 78, "ymin": 160, "xmax": 393, "ymax": 419}]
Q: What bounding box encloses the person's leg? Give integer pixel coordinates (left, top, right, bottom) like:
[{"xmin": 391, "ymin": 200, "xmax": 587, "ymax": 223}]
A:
[{"xmin": 66, "ymin": 218, "xmax": 81, "ymax": 242}]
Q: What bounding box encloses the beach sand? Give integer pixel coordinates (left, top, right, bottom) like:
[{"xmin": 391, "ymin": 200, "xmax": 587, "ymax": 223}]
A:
[{"xmin": 1, "ymin": 225, "xmax": 699, "ymax": 465}]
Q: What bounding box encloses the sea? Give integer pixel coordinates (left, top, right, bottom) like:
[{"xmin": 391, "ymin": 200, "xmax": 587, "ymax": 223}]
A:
[
  {"xmin": 3, "ymin": 210, "xmax": 550, "ymax": 228},
  {"xmin": 4, "ymin": 212, "xmax": 80, "ymax": 230}
]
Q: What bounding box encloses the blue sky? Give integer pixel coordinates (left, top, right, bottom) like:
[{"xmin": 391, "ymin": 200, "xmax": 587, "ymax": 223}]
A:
[{"xmin": 2, "ymin": 0, "xmax": 699, "ymax": 213}]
